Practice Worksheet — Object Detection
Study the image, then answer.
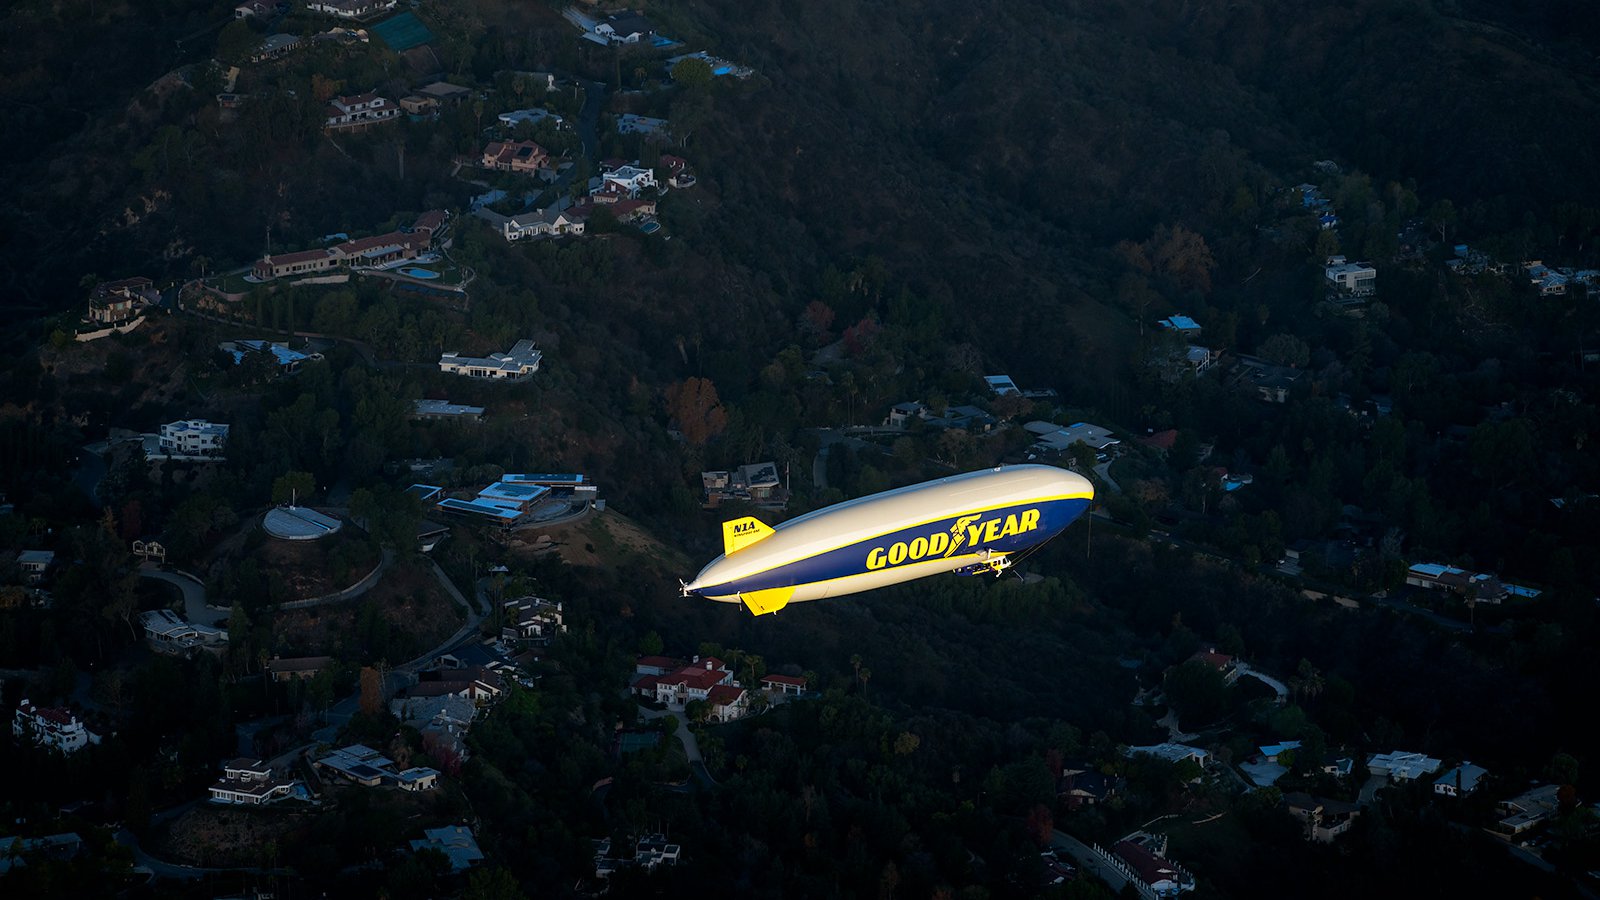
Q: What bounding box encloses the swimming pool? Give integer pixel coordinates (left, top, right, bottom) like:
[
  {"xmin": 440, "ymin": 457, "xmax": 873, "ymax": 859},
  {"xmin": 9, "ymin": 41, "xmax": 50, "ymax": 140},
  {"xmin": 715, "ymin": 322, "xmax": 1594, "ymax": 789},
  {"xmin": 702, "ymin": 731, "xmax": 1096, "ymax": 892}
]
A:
[{"xmin": 400, "ymin": 267, "xmax": 440, "ymax": 280}]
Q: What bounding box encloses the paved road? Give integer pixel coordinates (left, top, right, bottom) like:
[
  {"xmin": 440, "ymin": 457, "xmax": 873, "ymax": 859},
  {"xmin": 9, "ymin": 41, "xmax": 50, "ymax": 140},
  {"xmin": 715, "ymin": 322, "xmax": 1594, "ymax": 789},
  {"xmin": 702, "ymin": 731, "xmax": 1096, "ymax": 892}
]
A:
[
  {"xmin": 1234, "ymin": 662, "xmax": 1288, "ymax": 703},
  {"xmin": 312, "ymin": 560, "xmax": 484, "ymax": 742},
  {"xmin": 1050, "ymin": 831, "xmax": 1131, "ymax": 895},
  {"xmin": 1092, "ymin": 460, "xmax": 1122, "ymax": 493},
  {"xmin": 1358, "ymin": 774, "xmax": 1387, "ymax": 806},
  {"xmin": 139, "ymin": 564, "xmax": 226, "ymax": 627},
  {"xmin": 638, "ymin": 707, "xmax": 721, "ymax": 787},
  {"xmin": 115, "ymin": 828, "xmax": 294, "ymax": 881}
]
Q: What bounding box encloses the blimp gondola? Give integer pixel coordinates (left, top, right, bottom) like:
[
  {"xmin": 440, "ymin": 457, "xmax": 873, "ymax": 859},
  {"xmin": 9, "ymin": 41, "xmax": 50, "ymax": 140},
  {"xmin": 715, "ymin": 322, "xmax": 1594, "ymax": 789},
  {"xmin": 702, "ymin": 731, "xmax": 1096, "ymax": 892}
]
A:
[{"xmin": 682, "ymin": 464, "xmax": 1094, "ymax": 615}]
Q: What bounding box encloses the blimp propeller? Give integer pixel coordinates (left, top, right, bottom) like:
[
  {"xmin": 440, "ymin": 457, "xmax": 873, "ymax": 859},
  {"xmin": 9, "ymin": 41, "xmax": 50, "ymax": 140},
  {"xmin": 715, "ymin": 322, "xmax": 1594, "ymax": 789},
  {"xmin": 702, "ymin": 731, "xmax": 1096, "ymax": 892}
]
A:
[{"xmin": 681, "ymin": 465, "xmax": 1094, "ymax": 616}]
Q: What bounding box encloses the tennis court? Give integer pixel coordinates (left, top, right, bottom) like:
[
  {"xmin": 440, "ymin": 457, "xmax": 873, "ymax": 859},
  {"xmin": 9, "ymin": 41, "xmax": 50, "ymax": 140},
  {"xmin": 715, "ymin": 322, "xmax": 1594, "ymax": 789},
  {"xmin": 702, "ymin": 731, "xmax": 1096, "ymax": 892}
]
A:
[{"xmin": 371, "ymin": 12, "xmax": 434, "ymax": 51}]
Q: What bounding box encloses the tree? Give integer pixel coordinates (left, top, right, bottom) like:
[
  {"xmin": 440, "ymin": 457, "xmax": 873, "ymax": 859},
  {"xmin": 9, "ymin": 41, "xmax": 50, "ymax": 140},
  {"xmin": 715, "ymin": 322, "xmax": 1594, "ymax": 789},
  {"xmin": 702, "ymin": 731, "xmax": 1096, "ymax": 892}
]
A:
[
  {"xmin": 359, "ymin": 666, "xmax": 383, "ymax": 716},
  {"xmin": 638, "ymin": 630, "xmax": 664, "ymax": 657},
  {"xmin": 1164, "ymin": 659, "xmax": 1228, "ymax": 726},
  {"xmin": 665, "ymin": 377, "xmax": 728, "ymax": 446},
  {"xmin": 464, "ymin": 867, "xmax": 526, "ymax": 900},
  {"xmin": 271, "ymin": 471, "xmax": 316, "ymax": 505},
  {"xmin": 1259, "ymin": 334, "xmax": 1310, "ymax": 368},
  {"xmin": 217, "ymin": 20, "xmax": 258, "ymax": 64},
  {"xmin": 671, "ymin": 57, "xmax": 714, "ymax": 89}
]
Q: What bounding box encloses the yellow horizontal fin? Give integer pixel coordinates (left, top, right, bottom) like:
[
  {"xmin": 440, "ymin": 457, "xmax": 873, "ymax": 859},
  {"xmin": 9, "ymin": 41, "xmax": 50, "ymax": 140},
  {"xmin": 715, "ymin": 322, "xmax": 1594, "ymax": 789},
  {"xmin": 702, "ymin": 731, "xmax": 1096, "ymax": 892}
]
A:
[
  {"xmin": 740, "ymin": 586, "xmax": 793, "ymax": 616},
  {"xmin": 722, "ymin": 516, "xmax": 775, "ymax": 556}
]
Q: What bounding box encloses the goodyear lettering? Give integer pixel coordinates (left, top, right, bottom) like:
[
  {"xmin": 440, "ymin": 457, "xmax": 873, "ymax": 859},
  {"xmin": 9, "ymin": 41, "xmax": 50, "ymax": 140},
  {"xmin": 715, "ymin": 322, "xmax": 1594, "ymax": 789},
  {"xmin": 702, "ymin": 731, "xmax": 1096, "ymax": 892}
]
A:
[{"xmin": 865, "ymin": 508, "xmax": 1044, "ymax": 571}]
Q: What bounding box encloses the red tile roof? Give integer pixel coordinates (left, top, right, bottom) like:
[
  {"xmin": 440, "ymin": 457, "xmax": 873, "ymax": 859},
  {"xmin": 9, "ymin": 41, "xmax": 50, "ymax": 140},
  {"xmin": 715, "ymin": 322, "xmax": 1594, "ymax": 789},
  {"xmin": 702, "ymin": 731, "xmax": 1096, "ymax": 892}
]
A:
[
  {"xmin": 1190, "ymin": 648, "xmax": 1233, "ymax": 671},
  {"xmin": 707, "ymin": 684, "xmax": 745, "ymax": 706},
  {"xmin": 412, "ymin": 209, "xmax": 447, "ymax": 234},
  {"xmin": 1138, "ymin": 429, "xmax": 1178, "ymax": 451},
  {"xmin": 264, "ymin": 248, "xmax": 333, "ymax": 267},
  {"xmin": 1113, "ymin": 840, "xmax": 1181, "ymax": 887}
]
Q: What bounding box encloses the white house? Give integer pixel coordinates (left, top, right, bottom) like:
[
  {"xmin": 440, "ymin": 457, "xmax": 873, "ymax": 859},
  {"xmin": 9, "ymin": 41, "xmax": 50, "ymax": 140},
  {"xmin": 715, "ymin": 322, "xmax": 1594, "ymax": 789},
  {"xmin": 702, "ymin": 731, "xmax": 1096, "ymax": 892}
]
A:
[
  {"xmin": 594, "ymin": 11, "xmax": 654, "ymax": 44},
  {"xmin": 13, "ymin": 699, "xmax": 100, "ymax": 754},
  {"xmin": 1367, "ymin": 751, "xmax": 1442, "ymax": 781},
  {"xmin": 139, "ymin": 609, "xmax": 228, "ymax": 655},
  {"xmin": 324, "ymin": 92, "xmax": 398, "ymax": 131},
  {"xmin": 615, "ymin": 113, "xmax": 669, "ymax": 136},
  {"xmin": 707, "ymin": 684, "xmax": 749, "ymax": 723},
  {"xmin": 159, "ymin": 420, "xmax": 229, "ymax": 458},
  {"xmin": 307, "ymin": 0, "xmax": 396, "ymax": 19},
  {"xmin": 601, "ymin": 164, "xmax": 658, "ymax": 197},
  {"xmin": 235, "ymin": 0, "xmax": 274, "ymax": 19},
  {"xmin": 984, "ymin": 374, "xmax": 1021, "ymax": 396},
  {"xmin": 1434, "ymin": 763, "xmax": 1489, "ymax": 797},
  {"xmin": 1324, "ymin": 257, "xmax": 1377, "ymax": 295},
  {"xmin": 761, "ymin": 674, "xmax": 807, "ymax": 696},
  {"xmin": 501, "ymin": 597, "xmax": 565, "ymax": 643},
  {"xmin": 1497, "ymin": 784, "xmax": 1563, "ymax": 834},
  {"xmin": 502, "ymin": 206, "xmax": 586, "ymax": 241},
  {"xmin": 17, "ymin": 550, "xmax": 54, "ymax": 583},
  {"xmin": 438, "ymin": 341, "xmax": 542, "ymax": 380},
  {"xmin": 1126, "ymin": 743, "xmax": 1210, "ymax": 768}
]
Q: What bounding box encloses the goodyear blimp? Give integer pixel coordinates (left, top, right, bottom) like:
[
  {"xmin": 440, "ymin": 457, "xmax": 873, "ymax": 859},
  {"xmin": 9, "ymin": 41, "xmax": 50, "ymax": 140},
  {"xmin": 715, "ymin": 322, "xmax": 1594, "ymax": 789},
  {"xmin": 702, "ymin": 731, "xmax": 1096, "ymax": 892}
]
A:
[{"xmin": 682, "ymin": 464, "xmax": 1094, "ymax": 615}]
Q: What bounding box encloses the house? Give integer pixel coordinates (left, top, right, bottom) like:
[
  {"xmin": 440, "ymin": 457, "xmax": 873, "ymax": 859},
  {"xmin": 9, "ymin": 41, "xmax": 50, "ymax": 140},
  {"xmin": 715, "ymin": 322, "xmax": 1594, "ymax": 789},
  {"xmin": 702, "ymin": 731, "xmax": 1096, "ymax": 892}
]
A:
[
  {"xmin": 140, "ymin": 609, "xmax": 228, "ymax": 655},
  {"xmin": 412, "ymin": 825, "xmax": 484, "ymax": 872},
  {"xmin": 1497, "ymin": 784, "xmax": 1563, "ymax": 834},
  {"xmin": 635, "ymin": 656, "xmax": 684, "ymax": 677},
  {"xmin": 0, "ymin": 833, "xmax": 82, "ymax": 875},
  {"xmin": 439, "ymin": 340, "xmax": 542, "ymax": 380},
  {"xmin": 235, "ymin": 0, "xmax": 274, "ymax": 18},
  {"xmin": 1183, "ymin": 345, "xmax": 1219, "ymax": 374},
  {"xmin": 1367, "ymin": 751, "xmax": 1442, "ymax": 781},
  {"xmin": 702, "ymin": 462, "xmax": 786, "ymax": 509},
  {"xmin": 209, "ymin": 759, "xmax": 300, "ymax": 805},
  {"xmin": 706, "ymin": 684, "xmax": 749, "ymax": 722},
  {"xmin": 1405, "ymin": 563, "xmax": 1507, "ymax": 604},
  {"xmin": 397, "ymin": 766, "xmax": 441, "ymax": 792},
  {"xmin": 502, "ymin": 204, "xmax": 586, "ymax": 241},
  {"xmin": 497, "ymin": 107, "xmax": 564, "ymax": 129},
  {"xmin": 253, "ymin": 210, "xmax": 447, "ymax": 280},
  {"xmin": 1126, "ymin": 743, "xmax": 1210, "ymax": 768},
  {"xmin": 17, "ymin": 550, "xmax": 54, "ymax": 583},
  {"xmin": 1283, "ymin": 792, "xmax": 1361, "ymax": 843},
  {"xmin": 761, "ymin": 674, "xmax": 807, "ymax": 696},
  {"xmin": 594, "ymin": 11, "xmax": 655, "ymax": 43},
  {"xmin": 1324, "ymin": 256, "xmax": 1377, "ymax": 295},
  {"xmin": 984, "ymin": 374, "xmax": 1021, "ymax": 396},
  {"xmin": 1158, "ymin": 315, "xmax": 1202, "ymax": 336},
  {"xmin": 307, "ymin": 0, "xmax": 397, "ymax": 19},
  {"xmin": 481, "ymin": 139, "xmax": 550, "ymax": 173},
  {"xmin": 615, "ymin": 113, "xmax": 669, "ymax": 136},
  {"xmin": 251, "ymin": 33, "xmax": 302, "ymax": 63},
  {"xmin": 324, "ymin": 92, "xmax": 398, "ymax": 131},
  {"xmin": 85, "ymin": 276, "xmax": 157, "ymax": 326},
  {"xmin": 501, "ymin": 597, "xmax": 565, "ymax": 643},
  {"xmin": 1137, "ymin": 429, "xmax": 1178, "ymax": 454},
  {"xmin": 13, "ymin": 699, "xmax": 100, "ymax": 754},
  {"xmin": 1058, "ymin": 763, "xmax": 1123, "ymax": 809},
  {"xmin": 398, "ymin": 94, "xmax": 438, "ymax": 117},
  {"xmin": 221, "ymin": 339, "xmax": 320, "ymax": 373},
  {"xmin": 601, "ymin": 164, "xmax": 657, "ymax": 197},
  {"xmin": 413, "ymin": 400, "xmax": 486, "ymax": 422},
  {"xmin": 884, "ymin": 401, "xmax": 929, "ymax": 428},
  {"xmin": 638, "ymin": 656, "xmax": 735, "ymax": 710},
  {"xmin": 1322, "ymin": 757, "xmax": 1355, "ymax": 778},
  {"xmin": 159, "ymin": 420, "xmax": 229, "ymax": 458},
  {"xmin": 1025, "ymin": 421, "xmax": 1119, "ymax": 456},
  {"xmin": 568, "ymin": 195, "xmax": 655, "ymax": 224},
  {"xmin": 1112, "ymin": 832, "xmax": 1196, "ymax": 897},
  {"xmin": 1188, "ymin": 647, "xmax": 1239, "ymax": 682},
  {"xmin": 1233, "ymin": 356, "xmax": 1304, "ymax": 403},
  {"xmin": 265, "ymin": 656, "xmax": 333, "ymax": 682},
  {"xmin": 1258, "ymin": 741, "xmax": 1302, "ymax": 764},
  {"xmin": 594, "ymin": 833, "xmax": 682, "ymax": 879},
  {"xmin": 415, "ymin": 81, "xmax": 472, "ymax": 104},
  {"xmin": 659, "ymin": 154, "xmax": 695, "ymax": 188},
  {"xmin": 317, "ymin": 744, "xmax": 401, "ymax": 787},
  {"xmin": 1434, "ymin": 763, "xmax": 1489, "ymax": 797}
]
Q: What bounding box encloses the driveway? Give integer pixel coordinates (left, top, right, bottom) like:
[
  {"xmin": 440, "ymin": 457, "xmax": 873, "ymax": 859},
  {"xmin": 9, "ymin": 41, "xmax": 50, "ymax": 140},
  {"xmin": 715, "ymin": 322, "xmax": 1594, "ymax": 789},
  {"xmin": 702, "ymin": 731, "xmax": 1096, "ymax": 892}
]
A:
[
  {"xmin": 638, "ymin": 707, "xmax": 720, "ymax": 787},
  {"xmin": 139, "ymin": 564, "xmax": 226, "ymax": 627}
]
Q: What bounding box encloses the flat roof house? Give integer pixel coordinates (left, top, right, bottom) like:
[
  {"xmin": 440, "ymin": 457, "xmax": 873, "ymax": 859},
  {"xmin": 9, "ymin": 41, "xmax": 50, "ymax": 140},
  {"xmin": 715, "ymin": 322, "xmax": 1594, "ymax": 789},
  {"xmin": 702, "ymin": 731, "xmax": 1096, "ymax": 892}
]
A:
[
  {"xmin": 439, "ymin": 340, "xmax": 542, "ymax": 380},
  {"xmin": 159, "ymin": 420, "xmax": 229, "ymax": 458}
]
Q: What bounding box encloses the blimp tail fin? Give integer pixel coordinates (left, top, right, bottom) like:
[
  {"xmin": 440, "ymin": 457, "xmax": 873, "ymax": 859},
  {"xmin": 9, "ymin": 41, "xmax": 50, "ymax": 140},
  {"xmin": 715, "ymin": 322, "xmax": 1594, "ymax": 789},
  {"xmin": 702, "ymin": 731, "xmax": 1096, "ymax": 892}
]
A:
[
  {"xmin": 721, "ymin": 517, "xmax": 775, "ymax": 555},
  {"xmin": 739, "ymin": 586, "xmax": 793, "ymax": 616}
]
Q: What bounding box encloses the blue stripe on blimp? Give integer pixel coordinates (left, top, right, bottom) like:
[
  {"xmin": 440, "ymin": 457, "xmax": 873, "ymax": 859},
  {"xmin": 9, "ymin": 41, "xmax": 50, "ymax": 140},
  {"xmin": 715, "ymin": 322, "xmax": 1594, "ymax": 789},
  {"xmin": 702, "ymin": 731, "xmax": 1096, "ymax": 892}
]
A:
[{"xmin": 700, "ymin": 497, "xmax": 1090, "ymax": 596}]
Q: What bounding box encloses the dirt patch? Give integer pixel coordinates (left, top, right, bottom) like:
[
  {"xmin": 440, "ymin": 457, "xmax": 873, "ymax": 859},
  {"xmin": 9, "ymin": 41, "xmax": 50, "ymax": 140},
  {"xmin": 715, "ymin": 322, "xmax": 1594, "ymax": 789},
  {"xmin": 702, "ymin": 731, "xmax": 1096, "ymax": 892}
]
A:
[
  {"xmin": 207, "ymin": 525, "xmax": 379, "ymax": 602},
  {"xmin": 519, "ymin": 511, "xmax": 690, "ymax": 571},
  {"xmin": 156, "ymin": 804, "xmax": 312, "ymax": 867},
  {"xmin": 272, "ymin": 560, "xmax": 463, "ymax": 661}
]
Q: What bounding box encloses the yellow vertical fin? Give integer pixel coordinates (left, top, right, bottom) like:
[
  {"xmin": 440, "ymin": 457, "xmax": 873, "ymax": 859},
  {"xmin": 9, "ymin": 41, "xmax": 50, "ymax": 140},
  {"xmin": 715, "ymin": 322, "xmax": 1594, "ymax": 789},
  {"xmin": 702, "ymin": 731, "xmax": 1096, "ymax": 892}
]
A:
[
  {"xmin": 740, "ymin": 586, "xmax": 794, "ymax": 616},
  {"xmin": 721, "ymin": 516, "xmax": 775, "ymax": 555}
]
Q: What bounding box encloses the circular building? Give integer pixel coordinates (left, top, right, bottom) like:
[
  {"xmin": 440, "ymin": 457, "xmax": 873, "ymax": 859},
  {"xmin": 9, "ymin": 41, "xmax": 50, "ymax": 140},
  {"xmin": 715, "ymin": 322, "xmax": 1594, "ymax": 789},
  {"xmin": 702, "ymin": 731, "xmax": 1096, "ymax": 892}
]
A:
[{"xmin": 263, "ymin": 505, "xmax": 344, "ymax": 541}]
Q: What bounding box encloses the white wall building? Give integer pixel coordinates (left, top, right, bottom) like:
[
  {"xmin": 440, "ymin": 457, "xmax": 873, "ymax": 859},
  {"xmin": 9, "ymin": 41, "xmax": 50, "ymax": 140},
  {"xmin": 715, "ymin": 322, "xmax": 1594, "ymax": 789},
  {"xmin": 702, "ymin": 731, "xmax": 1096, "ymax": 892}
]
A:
[
  {"xmin": 13, "ymin": 699, "xmax": 100, "ymax": 754},
  {"xmin": 160, "ymin": 420, "xmax": 229, "ymax": 458},
  {"xmin": 439, "ymin": 341, "xmax": 542, "ymax": 380},
  {"xmin": 307, "ymin": 0, "xmax": 396, "ymax": 19},
  {"xmin": 325, "ymin": 92, "xmax": 398, "ymax": 131},
  {"xmin": 1324, "ymin": 257, "xmax": 1377, "ymax": 295},
  {"xmin": 1367, "ymin": 751, "xmax": 1442, "ymax": 781},
  {"xmin": 601, "ymin": 165, "xmax": 658, "ymax": 196}
]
